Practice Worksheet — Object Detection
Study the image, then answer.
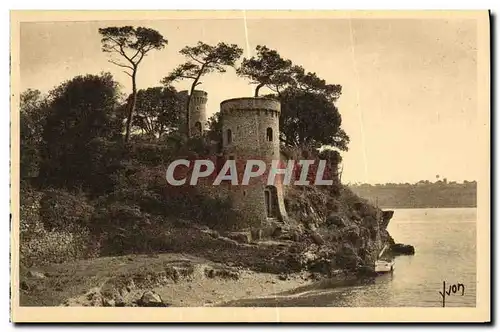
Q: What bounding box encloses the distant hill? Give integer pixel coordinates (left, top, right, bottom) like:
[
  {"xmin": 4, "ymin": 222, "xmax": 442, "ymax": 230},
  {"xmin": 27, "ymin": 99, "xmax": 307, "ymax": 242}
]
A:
[{"xmin": 348, "ymin": 180, "xmax": 477, "ymax": 209}]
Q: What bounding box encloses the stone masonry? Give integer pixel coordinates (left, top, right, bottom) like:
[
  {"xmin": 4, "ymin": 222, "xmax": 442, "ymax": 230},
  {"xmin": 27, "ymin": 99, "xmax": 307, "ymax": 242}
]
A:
[
  {"xmin": 220, "ymin": 97, "xmax": 289, "ymax": 227},
  {"xmin": 187, "ymin": 90, "xmax": 208, "ymax": 136}
]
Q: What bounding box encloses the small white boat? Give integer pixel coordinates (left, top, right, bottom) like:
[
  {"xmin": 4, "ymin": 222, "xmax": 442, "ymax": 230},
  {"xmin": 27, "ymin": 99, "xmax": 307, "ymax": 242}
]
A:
[
  {"xmin": 374, "ymin": 244, "xmax": 395, "ymax": 273},
  {"xmin": 375, "ymin": 259, "xmax": 395, "ymax": 273}
]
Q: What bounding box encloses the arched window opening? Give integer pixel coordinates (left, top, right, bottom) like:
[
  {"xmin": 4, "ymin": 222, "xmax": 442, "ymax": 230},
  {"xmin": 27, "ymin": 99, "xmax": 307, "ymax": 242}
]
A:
[
  {"xmin": 227, "ymin": 129, "xmax": 233, "ymax": 144},
  {"xmin": 266, "ymin": 127, "xmax": 273, "ymax": 142}
]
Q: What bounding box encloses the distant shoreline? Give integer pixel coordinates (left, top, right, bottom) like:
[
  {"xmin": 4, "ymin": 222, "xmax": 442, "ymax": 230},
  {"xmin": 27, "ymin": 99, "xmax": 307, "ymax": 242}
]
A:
[{"xmin": 349, "ymin": 181, "xmax": 477, "ymax": 210}]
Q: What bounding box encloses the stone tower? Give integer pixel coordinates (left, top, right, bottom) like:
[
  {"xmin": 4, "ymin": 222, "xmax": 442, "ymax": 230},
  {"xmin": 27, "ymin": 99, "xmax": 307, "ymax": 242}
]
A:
[
  {"xmin": 220, "ymin": 97, "xmax": 288, "ymax": 227},
  {"xmin": 186, "ymin": 90, "xmax": 208, "ymax": 136}
]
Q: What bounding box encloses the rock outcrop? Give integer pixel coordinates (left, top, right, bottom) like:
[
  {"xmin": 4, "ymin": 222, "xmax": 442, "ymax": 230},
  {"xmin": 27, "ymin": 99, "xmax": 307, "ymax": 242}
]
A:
[
  {"xmin": 137, "ymin": 291, "xmax": 168, "ymax": 307},
  {"xmin": 281, "ymin": 185, "xmax": 397, "ymax": 276},
  {"xmin": 390, "ymin": 243, "xmax": 415, "ymax": 256}
]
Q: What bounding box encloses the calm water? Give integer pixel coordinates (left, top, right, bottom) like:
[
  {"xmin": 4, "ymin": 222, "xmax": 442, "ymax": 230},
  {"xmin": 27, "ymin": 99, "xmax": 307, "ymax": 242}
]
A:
[{"xmin": 228, "ymin": 208, "xmax": 477, "ymax": 307}]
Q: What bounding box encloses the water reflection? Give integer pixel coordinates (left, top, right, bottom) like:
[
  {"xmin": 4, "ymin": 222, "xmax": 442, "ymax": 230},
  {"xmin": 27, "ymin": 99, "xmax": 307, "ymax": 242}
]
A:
[{"xmin": 220, "ymin": 208, "xmax": 476, "ymax": 307}]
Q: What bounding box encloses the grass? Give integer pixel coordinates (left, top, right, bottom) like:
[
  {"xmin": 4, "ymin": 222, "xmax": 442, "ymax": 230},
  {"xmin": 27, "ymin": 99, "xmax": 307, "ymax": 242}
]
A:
[{"xmin": 19, "ymin": 252, "xmax": 210, "ymax": 306}]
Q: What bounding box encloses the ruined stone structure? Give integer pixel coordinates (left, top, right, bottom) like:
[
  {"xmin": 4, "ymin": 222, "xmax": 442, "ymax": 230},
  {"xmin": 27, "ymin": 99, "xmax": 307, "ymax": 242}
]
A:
[
  {"xmin": 220, "ymin": 97, "xmax": 289, "ymax": 227},
  {"xmin": 186, "ymin": 90, "xmax": 208, "ymax": 136}
]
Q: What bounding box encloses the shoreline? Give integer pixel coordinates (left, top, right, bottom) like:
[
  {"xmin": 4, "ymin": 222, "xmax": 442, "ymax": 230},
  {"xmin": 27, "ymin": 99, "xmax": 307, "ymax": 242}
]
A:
[
  {"xmin": 20, "ymin": 252, "xmax": 318, "ymax": 307},
  {"xmin": 21, "ymin": 251, "xmax": 372, "ymax": 307},
  {"xmin": 20, "ymin": 243, "xmax": 406, "ymax": 307}
]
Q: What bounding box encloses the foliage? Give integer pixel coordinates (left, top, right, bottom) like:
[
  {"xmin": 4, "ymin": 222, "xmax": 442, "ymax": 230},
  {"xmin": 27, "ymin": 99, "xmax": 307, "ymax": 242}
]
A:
[
  {"xmin": 20, "ymin": 182, "xmax": 44, "ymax": 240},
  {"xmin": 86, "ymin": 157, "xmax": 241, "ymax": 254},
  {"xmin": 277, "ymin": 88, "xmax": 349, "ymax": 150},
  {"xmin": 20, "ymin": 226, "xmax": 98, "ymax": 267},
  {"xmin": 39, "ymin": 188, "xmax": 95, "ymax": 232},
  {"xmin": 99, "ymin": 26, "xmax": 168, "ymax": 142},
  {"xmin": 20, "ymin": 184, "xmax": 98, "ymax": 267},
  {"xmin": 90, "ymin": 201, "xmax": 169, "ymax": 256},
  {"xmin": 20, "ymin": 89, "xmax": 49, "ymax": 178},
  {"xmin": 290, "ymin": 66, "xmax": 342, "ymax": 102},
  {"xmin": 129, "ymin": 86, "xmax": 185, "ymax": 139},
  {"xmin": 18, "ymin": 40, "xmax": 365, "ymax": 269},
  {"xmin": 162, "ymin": 41, "xmax": 243, "ymax": 136},
  {"xmin": 237, "ymin": 45, "xmax": 348, "ymax": 150},
  {"xmin": 38, "ymin": 73, "xmax": 123, "ymax": 190},
  {"xmin": 206, "ymin": 112, "xmax": 223, "ymax": 150},
  {"xmin": 237, "ymin": 45, "xmax": 342, "ymax": 101},
  {"xmin": 236, "ymin": 45, "xmax": 294, "ymax": 97}
]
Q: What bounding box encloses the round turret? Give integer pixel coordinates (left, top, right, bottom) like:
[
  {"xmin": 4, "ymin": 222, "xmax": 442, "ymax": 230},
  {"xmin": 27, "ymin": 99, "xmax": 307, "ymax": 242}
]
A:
[
  {"xmin": 185, "ymin": 90, "xmax": 208, "ymax": 136},
  {"xmin": 220, "ymin": 97, "xmax": 288, "ymax": 227},
  {"xmin": 221, "ymin": 97, "xmax": 280, "ymax": 160}
]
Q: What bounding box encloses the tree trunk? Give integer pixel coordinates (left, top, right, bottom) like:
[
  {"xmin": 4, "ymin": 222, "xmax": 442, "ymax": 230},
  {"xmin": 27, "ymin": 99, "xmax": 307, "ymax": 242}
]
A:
[
  {"xmin": 186, "ymin": 74, "xmax": 202, "ymax": 139},
  {"xmin": 124, "ymin": 70, "xmax": 138, "ymax": 143},
  {"xmin": 186, "ymin": 82, "xmax": 195, "ymax": 139},
  {"xmin": 254, "ymin": 83, "xmax": 265, "ymax": 97}
]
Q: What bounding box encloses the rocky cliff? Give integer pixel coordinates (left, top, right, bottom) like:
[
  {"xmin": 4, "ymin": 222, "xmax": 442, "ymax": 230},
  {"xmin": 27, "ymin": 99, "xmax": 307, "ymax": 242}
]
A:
[{"xmin": 276, "ymin": 184, "xmax": 395, "ymax": 276}]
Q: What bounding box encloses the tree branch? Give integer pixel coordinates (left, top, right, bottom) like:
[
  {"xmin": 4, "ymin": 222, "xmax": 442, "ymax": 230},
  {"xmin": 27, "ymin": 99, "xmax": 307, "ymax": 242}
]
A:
[
  {"xmin": 136, "ymin": 50, "xmax": 147, "ymax": 66},
  {"xmin": 105, "ymin": 36, "xmax": 134, "ymax": 64},
  {"xmin": 177, "ymin": 74, "xmax": 199, "ymax": 80},
  {"xmin": 130, "ymin": 48, "xmax": 142, "ymax": 61},
  {"xmin": 108, "ymin": 59, "xmax": 134, "ymax": 70},
  {"xmin": 187, "ymin": 53, "xmax": 204, "ymax": 65}
]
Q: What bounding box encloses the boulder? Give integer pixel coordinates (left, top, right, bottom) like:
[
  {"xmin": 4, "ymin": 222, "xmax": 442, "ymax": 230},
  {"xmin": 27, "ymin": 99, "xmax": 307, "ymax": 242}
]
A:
[
  {"xmin": 137, "ymin": 290, "xmax": 167, "ymax": 307},
  {"xmin": 380, "ymin": 210, "xmax": 395, "ymax": 228}
]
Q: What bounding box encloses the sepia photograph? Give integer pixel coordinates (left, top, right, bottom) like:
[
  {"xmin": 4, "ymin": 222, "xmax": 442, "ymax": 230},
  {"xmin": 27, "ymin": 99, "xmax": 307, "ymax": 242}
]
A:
[{"xmin": 10, "ymin": 10, "xmax": 490, "ymax": 323}]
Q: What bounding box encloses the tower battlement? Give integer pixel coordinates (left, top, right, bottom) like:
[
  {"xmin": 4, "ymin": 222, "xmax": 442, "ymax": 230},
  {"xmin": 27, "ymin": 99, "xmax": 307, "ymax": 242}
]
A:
[{"xmin": 221, "ymin": 97, "xmax": 280, "ymax": 113}]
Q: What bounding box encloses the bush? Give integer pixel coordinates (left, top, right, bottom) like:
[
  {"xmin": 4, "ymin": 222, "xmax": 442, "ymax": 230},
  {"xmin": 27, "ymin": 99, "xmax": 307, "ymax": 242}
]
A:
[
  {"xmin": 20, "ymin": 227, "xmax": 99, "ymax": 267},
  {"xmin": 193, "ymin": 195, "xmax": 242, "ymax": 231},
  {"xmin": 20, "ymin": 182, "xmax": 44, "ymax": 240},
  {"xmin": 20, "ymin": 184, "xmax": 98, "ymax": 266},
  {"xmin": 127, "ymin": 141, "xmax": 177, "ymax": 166},
  {"xmin": 39, "ymin": 189, "xmax": 94, "ymax": 232},
  {"xmin": 90, "ymin": 202, "xmax": 170, "ymax": 255}
]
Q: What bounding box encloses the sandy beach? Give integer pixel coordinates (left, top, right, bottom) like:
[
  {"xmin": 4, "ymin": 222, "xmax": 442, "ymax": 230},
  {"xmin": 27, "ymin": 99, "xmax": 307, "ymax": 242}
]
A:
[{"xmin": 20, "ymin": 252, "xmax": 313, "ymax": 307}]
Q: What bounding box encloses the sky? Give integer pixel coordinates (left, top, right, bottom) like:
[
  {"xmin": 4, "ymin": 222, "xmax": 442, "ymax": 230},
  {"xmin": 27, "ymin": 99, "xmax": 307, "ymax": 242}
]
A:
[{"xmin": 19, "ymin": 15, "xmax": 479, "ymax": 184}]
